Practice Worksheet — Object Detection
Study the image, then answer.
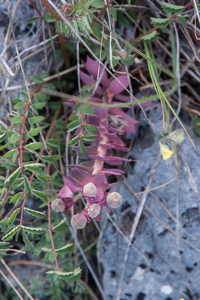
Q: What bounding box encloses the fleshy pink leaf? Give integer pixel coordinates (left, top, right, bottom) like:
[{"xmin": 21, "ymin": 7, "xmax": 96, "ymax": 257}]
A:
[
  {"xmin": 58, "ymin": 184, "xmax": 74, "ymax": 198},
  {"xmin": 85, "ymin": 56, "xmax": 110, "ymax": 87},
  {"xmin": 109, "ymin": 75, "xmax": 129, "ymax": 95},
  {"xmin": 80, "ymin": 71, "xmax": 103, "ymax": 95},
  {"xmin": 70, "ymin": 168, "xmax": 90, "ymax": 182}
]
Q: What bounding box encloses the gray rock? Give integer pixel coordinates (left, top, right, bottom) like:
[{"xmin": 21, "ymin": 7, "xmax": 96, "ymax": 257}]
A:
[{"xmin": 99, "ymin": 105, "xmax": 200, "ymax": 300}]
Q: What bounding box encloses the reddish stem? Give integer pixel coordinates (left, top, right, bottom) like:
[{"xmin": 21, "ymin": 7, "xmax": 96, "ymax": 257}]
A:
[
  {"xmin": 92, "ymin": 0, "xmax": 115, "ymax": 27},
  {"xmin": 184, "ymin": 0, "xmax": 194, "ymax": 9}
]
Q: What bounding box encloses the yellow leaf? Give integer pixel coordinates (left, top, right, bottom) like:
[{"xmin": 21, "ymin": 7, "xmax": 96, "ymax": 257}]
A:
[{"xmin": 159, "ymin": 143, "xmax": 173, "ymax": 160}]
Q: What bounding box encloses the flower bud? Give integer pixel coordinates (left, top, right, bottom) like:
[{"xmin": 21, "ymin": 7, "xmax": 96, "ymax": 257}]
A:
[
  {"xmin": 169, "ymin": 129, "xmax": 184, "ymax": 144},
  {"xmin": 107, "ymin": 192, "xmax": 122, "ymax": 208},
  {"xmin": 88, "ymin": 204, "xmax": 101, "ymax": 218},
  {"xmin": 83, "ymin": 183, "xmax": 97, "ymax": 197},
  {"xmin": 51, "ymin": 199, "xmax": 65, "ymax": 212},
  {"xmin": 71, "ymin": 214, "xmax": 87, "ymax": 229}
]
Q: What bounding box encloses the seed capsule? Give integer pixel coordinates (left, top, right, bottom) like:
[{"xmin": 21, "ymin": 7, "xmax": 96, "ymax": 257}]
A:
[
  {"xmin": 71, "ymin": 214, "xmax": 87, "ymax": 229},
  {"xmin": 107, "ymin": 192, "xmax": 122, "ymax": 208},
  {"xmin": 88, "ymin": 204, "xmax": 101, "ymax": 218},
  {"xmin": 51, "ymin": 199, "xmax": 65, "ymax": 212},
  {"xmin": 83, "ymin": 183, "xmax": 97, "ymax": 197}
]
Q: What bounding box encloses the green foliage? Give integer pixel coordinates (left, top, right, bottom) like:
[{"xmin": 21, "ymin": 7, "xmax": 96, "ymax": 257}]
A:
[
  {"xmin": 161, "ymin": 2, "xmax": 184, "ymax": 14},
  {"xmin": 151, "ymin": 17, "xmax": 170, "ymax": 28},
  {"xmin": 192, "ymin": 116, "xmax": 200, "ymax": 135}
]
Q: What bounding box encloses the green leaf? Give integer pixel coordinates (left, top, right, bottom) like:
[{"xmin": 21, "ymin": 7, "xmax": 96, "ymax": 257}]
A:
[
  {"xmin": 25, "ymin": 142, "xmax": 43, "ymax": 151},
  {"xmin": 110, "ymin": 7, "xmax": 117, "ymax": 20},
  {"xmin": 121, "ymin": 54, "xmax": 135, "ymax": 66},
  {"xmin": 9, "ymin": 132, "xmax": 20, "ymax": 144},
  {"xmin": 13, "ymin": 101, "xmax": 26, "ymax": 110},
  {"xmin": 67, "ymin": 120, "xmax": 82, "ymax": 132},
  {"xmin": 36, "ymin": 175, "xmax": 50, "ymax": 184},
  {"xmin": 7, "ymin": 208, "xmax": 20, "ymax": 224},
  {"xmin": 49, "ymin": 252, "xmax": 55, "ymax": 263},
  {"xmin": 29, "ymin": 116, "xmax": 45, "ymax": 125},
  {"xmin": 90, "ymin": 0, "xmax": 104, "ymax": 8},
  {"xmin": 26, "ymin": 16, "xmax": 40, "ymax": 23},
  {"xmin": 28, "ymin": 127, "xmax": 43, "ymax": 137},
  {"xmin": 24, "ymin": 176, "xmax": 32, "ymax": 196},
  {"xmin": 9, "ymin": 192, "xmax": 23, "ymax": 204},
  {"xmin": 32, "ymin": 189, "xmax": 48, "ymax": 202},
  {"xmin": 11, "ymin": 149, "xmax": 18, "ymax": 163},
  {"xmin": 12, "ymin": 98, "xmax": 22, "ymax": 104},
  {"xmin": 46, "ymin": 267, "xmax": 81, "ymax": 281},
  {"xmin": 21, "ymin": 225, "xmax": 45, "ymax": 234},
  {"xmin": 151, "ymin": 17, "xmax": 170, "ymax": 28},
  {"xmin": 22, "ymin": 231, "xmax": 34, "ymax": 250},
  {"xmin": 79, "ymin": 139, "xmax": 85, "ymax": 153},
  {"xmin": 31, "ymin": 102, "xmax": 46, "ymax": 110},
  {"xmin": 141, "ymin": 30, "xmax": 159, "ymax": 42},
  {"xmin": 33, "ymin": 93, "xmax": 46, "ymax": 102},
  {"xmin": 68, "ymin": 115, "xmax": 79, "ymax": 121},
  {"xmin": 10, "ymin": 115, "xmax": 23, "ymax": 124},
  {"xmin": 82, "ymin": 135, "xmax": 96, "ymax": 141},
  {"xmin": 177, "ymin": 16, "xmax": 187, "ymax": 26},
  {"xmin": 47, "ymin": 139, "xmax": 59, "ymax": 148},
  {"xmin": 55, "ymin": 120, "xmax": 65, "ymax": 129},
  {"xmin": 73, "ymin": 103, "xmax": 82, "ymax": 115},
  {"xmin": 2, "ymin": 226, "xmax": 20, "ymax": 241},
  {"xmin": 24, "ymin": 163, "xmax": 45, "ymax": 168},
  {"xmin": 52, "ymin": 218, "xmax": 68, "ymax": 232},
  {"xmin": 45, "ymin": 12, "xmax": 55, "ymax": 22},
  {"xmin": 40, "ymin": 155, "xmax": 62, "ymax": 163},
  {"xmin": 3, "ymin": 149, "xmax": 17, "ymax": 159},
  {"xmin": 161, "ymin": 2, "xmax": 184, "ymax": 14},
  {"xmin": 0, "ymin": 242, "xmax": 9, "ymax": 249},
  {"xmin": 55, "ymin": 243, "xmax": 73, "ymax": 255},
  {"xmin": 24, "ymin": 208, "xmax": 45, "ymax": 218},
  {"xmin": 82, "ymin": 105, "xmax": 94, "ymax": 115},
  {"xmin": 68, "ymin": 135, "xmax": 80, "ymax": 146},
  {"xmin": 4, "ymin": 167, "xmax": 21, "ymax": 185}
]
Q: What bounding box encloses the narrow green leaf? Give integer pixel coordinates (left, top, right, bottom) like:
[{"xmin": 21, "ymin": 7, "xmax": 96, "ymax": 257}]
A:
[
  {"xmin": 29, "ymin": 116, "xmax": 45, "ymax": 125},
  {"xmin": 25, "ymin": 142, "xmax": 43, "ymax": 150},
  {"xmin": 24, "ymin": 176, "xmax": 32, "ymax": 196},
  {"xmin": 49, "ymin": 252, "xmax": 56, "ymax": 263},
  {"xmin": 24, "ymin": 163, "xmax": 44, "ymax": 168},
  {"xmin": 40, "ymin": 155, "xmax": 62, "ymax": 163},
  {"xmin": 55, "ymin": 243, "xmax": 73, "ymax": 255},
  {"xmin": 13, "ymin": 101, "xmax": 26, "ymax": 110},
  {"xmin": 28, "ymin": 127, "xmax": 43, "ymax": 137},
  {"xmin": 82, "ymin": 135, "xmax": 96, "ymax": 141},
  {"xmin": 24, "ymin": 208, "xmax": 45, "ymax": 218},
  {"xmin": 9, "ymin": 192, "xmax": 23, "ymax": 204},
  {"xmin": 46, "ymin": 267, "xmax": 81, "ymax": 281},
  {"xmin": 25, "ymin": 165, "xmax": 46, "ymax": 176},
  {"xmin": 141, "ymin": 30, "xmax": 159, "ymax": 42},
  {"xmin": 10, "ymin": 116, "xmax": 23, "ymax": 124},
  {"xmin": 22, "ymin": 231, "xmax": 34, "ymax": 250},
  {"xmin": 82, "ymin": 105, "xmax": 94, "ymax": 115},
  {"xmin": 2, "ymin": 226, "xmax": 20, "ymax": 241},
  {"xmin": 79, "ymin": 139, "xmax": 85, "ymax": 153},
  {"xmin": 52, "ymin": 218, "xmax": 68, "ymax": 232},
  {"xmin": 26, "ymin": 16, "xmax": 40, "ymax": 23},
  {"xmin": 0, "ymin": 133, "xmax": 6, "ymax": 142},
  {"xmin": 21, "ymin": 225, "xmax": 45, "ymax": 234},
  {"xmin": 32, "ymin": 189, "xmax": 48, "ymax": 202},
  {"xmin": 110, "ymin": 7, "xmax": 117, "ymax": 20},
  {"xmin": 68, "ymin": 135, "xmax": 80, "ymax": 146},
  {"xmin": 7, "ymin": 208, "xmax": 20, "ymax": 224},
  {"xmin": 3, "ymin": 149, "xmax": 17, "ymax": 159},
  {"xmin": 11, "ymin": 149, "xmax": 18, "ymax": 163},
  {"xmin": 67, "ymin": 120, "xmax": 82, "ymax": 132},
  {"xmin": 0, "ymin": 242, "xmax": 10, "ymax": 249},
  {"xmin": 4, "ymin": 167, "xmax": 21, "ymax": 185},
  {"xmin": 9, "ymin": 132, "xmax": 20, "ymax": 144},
  {"xmin": 177, "ymin": 16, "xmax": 187, "ymax": 26}
]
